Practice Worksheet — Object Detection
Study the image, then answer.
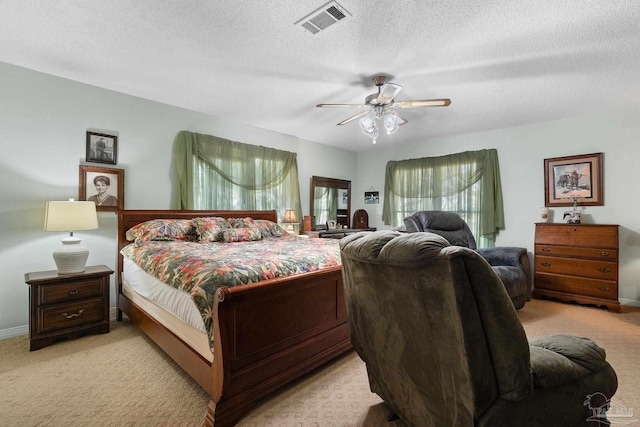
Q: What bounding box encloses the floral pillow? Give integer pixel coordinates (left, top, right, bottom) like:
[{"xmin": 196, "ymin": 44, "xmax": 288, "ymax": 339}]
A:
[
  {"xmin": 254, "ymin": 219, "xmax": 288, "ymax": 238},
  {"xmin": 227, "ymin": 217, "xmax": 257, "ymax": 229},
  {"xmin": 193, "ymin": 217, "xmax": 232, "ymax": 243},
  {"xmin": 126, "ymin": 219, "xmax": 197, "ymax": 244},
  {"xmin": 220, "ymin": 227, "xmax": 263, "ymax": 243}
]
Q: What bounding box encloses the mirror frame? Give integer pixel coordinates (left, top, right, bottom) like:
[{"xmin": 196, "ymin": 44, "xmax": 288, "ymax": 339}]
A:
[{"xmin": 310, "ymin": 176, "xmax": 351, "ymax": 229}]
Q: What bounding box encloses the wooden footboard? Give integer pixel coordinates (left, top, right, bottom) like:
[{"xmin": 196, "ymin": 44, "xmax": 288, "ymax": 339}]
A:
[{"xmin": 116, "ymin": 210, "xmax": 352, "ymax": 426}]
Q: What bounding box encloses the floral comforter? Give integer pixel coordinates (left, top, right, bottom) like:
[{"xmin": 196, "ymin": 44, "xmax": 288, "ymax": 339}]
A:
[{"xmin": 121, "ymin": 235, "xmax": 342, "ymax": 345}]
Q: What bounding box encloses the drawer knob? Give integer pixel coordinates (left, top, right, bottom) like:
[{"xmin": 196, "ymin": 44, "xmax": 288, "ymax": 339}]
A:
[
  {"xmin": 599, "ymin": 287, "xmax": 611, "ymax": 292},
  {"xmin": 600, "ymin": 252, "xmax": 610, "ymax": 257},
  {"xmin": 69, "ymin": 288, "xmax": 79, "ymax": 295},
  {"xmin": 542, "ymin": 247, "xmax": 551, "ymax": 252},
  {"xmin": 62, "ymin": 309, "xmax": 85, "ymax": 319},
  {"xmin": 598, "ymin": 268, "xmax": 611, "ymax": 274},
  {"xmin": 541, "ymin": 262, "xmax": 551, "ymax": 267}
]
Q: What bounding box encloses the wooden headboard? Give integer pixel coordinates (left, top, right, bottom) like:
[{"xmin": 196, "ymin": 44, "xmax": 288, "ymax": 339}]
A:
[{"xmin": 116, "ymin": 209, "xmax": 278, "ymax": 285}]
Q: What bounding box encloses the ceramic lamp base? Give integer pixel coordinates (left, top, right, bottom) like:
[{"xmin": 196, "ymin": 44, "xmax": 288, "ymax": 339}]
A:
[{"xmin": 53, "ymin": 236, "xmax": 89, "ymax": 274}]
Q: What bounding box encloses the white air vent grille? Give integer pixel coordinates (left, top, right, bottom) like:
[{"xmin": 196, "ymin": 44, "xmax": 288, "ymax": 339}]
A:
[{"xmin": 295, "ymin": 1, "xmax": 351, "ymax": 35}]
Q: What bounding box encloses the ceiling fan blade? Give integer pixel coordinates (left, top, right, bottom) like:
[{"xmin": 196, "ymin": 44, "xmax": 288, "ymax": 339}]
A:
[
  {"xmin": 394, "ymin": 98, "xmax": 452, "ymax": 108},
  {"xmin": 316, "ymin": 103, "xmax": 369, "ymax": 108},
  {"xmin": 337, "ymin": 110, "xmax": 371, "ymax": 126},
  {"xmin": 376, "ymin": 83, "xmax": 403, "ymax": 104}
]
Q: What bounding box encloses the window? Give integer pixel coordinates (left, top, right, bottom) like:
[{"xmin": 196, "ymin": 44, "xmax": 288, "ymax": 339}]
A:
[
  {"xmin": 382, "ymin": 149, "xmax": 504, "ymax": 247},
  {"xmin": 174, "ymin": 131, "xmax": 302, "ymax": 222}
]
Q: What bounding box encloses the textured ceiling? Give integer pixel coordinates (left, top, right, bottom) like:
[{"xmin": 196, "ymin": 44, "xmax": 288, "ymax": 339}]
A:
[{"xmin": 1, "ymin": 1, "xmax": 639, "ymax": 152}]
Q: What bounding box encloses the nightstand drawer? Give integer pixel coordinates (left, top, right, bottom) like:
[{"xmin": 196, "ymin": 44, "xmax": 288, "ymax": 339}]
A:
[
  {"xmin": 40, "ymin": 278, "xmax": 105, "ymax": 305},
  {"xmin": 39, "ymin": 298, "xmax": 106, "ymax": 332}
]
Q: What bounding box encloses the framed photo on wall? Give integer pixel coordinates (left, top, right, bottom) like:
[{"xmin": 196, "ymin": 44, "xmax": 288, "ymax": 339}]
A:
[
  {"xmin": 79, "ymin": 165, "xmax": 124, "ymax": 212},
  {"xmin": 544, "ymin": 152, "xmax": 603, "ymax": 207},
  {"xmin": 86, "ymin": 131, "xmax": 117, "ymax": 165}
]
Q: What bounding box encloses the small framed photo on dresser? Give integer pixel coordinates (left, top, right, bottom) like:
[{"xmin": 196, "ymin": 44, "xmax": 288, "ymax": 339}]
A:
[{"xmin": 86, "ymin": 131, "xmax": 117, "ymax": 165}]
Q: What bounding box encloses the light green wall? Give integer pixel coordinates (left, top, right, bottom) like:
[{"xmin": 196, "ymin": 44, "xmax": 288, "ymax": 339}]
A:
[
  {"xmin": 354, "ymin": 110, "xmax": 640, "ymax": 306},
  {"xmin": 0, "ymin": 62, "xmax": 357, "ymax": 336},
  {"xmin": 2, "ymin": 60, "xmax": 639, "ymax": 338}
]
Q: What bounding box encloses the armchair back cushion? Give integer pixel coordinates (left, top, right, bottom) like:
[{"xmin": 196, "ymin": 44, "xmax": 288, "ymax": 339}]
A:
[
  {"xmin": 340, "ymin": 231, "xmax": 531, "ymax": 425},
  {"xmin": 404, "ymin": 210, "xmax": 477, "ymax": 249}
]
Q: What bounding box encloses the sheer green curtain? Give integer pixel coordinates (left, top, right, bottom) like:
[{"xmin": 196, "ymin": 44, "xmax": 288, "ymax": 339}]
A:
[
  {"xmin": 313, "ymin": 187, "xmax": 338, "ymax": 225},
  {"xmin": 174, "ymin": 131, "xmax": 302, "ymax": 222},
  {"xmin": 382, "ymin": 148, "xmax": 504, "ymax": 246}
]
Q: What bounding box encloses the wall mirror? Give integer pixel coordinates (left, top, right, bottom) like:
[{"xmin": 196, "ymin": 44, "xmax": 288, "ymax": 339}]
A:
[{"xmin": 310, "ymin": 176, "xmax": 351, "ymax": 229}]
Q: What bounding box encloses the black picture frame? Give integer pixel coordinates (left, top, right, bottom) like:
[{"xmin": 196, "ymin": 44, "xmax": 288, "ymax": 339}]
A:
[{"xmin": 86, "ymin": 131, "xmax": 117, "ymax": 165}]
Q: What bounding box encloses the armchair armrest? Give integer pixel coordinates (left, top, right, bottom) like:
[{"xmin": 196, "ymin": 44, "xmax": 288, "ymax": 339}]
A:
[
  {"xmin": 477, "ymin": 247, "xmax": 532, "ymax": 300},
  {"xmin": 477, "ymin": 247, "xmax": 527, "ymax": 268}
]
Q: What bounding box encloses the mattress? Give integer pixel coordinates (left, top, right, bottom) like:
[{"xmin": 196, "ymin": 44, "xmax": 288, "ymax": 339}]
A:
[{"xmin": 122, "ymin": 257, "xmax": 212, "ymax": 361}]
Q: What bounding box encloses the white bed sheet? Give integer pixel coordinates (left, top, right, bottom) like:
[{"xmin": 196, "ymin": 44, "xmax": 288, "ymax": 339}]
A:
[
  {"xmin": 122, "ymin": 257, "xmax": 212, "ymax": 362},
  {"xmin": 123, "ymin": 257, "xmax": 206, "ymax": 332}
]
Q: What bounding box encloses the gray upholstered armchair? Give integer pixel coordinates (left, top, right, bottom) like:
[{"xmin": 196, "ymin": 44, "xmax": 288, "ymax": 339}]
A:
[
  {"xmin": 404, "ymin": 210, "xmax": 531, "ymax": 309},
  {"xmin": 340, "ymin": 231, "xmax": 617, "ymax": 427}
]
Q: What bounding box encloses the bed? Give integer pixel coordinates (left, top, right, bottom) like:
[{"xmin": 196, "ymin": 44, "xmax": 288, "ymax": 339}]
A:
[{"xmin": 116, "ymin": 209, "xmax": 352, "ymax": 426}]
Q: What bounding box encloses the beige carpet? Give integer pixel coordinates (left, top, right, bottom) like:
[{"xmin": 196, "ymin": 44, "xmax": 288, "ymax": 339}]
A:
[{"xmin": 1, "ymin": 299, "xmax": 639, "ymax": 426}]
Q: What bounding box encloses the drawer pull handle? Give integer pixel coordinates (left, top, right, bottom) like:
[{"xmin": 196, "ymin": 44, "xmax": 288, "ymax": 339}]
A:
[
  {"xmin": 600, "ymin": 252, "xmax": 610, "ymax": 257},
  {"xmin": 598, "ymin": 268, "xmax": 611, "ymax": 273},
  {"xmin": 542, "ymin": 248, "xmax": 551, "ymax": 252},
  {"xmin": 599, "ymin": 287, "xmax": 611, "ymax": 292},
  {"xmin": 541, "ymin": 262, "xmax": 551, "ymax": 267},
  {"xmin": 69, "ymin": 288, "xmax": 79, "ymax": 295},
  {"xmin": 62, "ymin": 309, "xmax": 85, "ymax": 319}
]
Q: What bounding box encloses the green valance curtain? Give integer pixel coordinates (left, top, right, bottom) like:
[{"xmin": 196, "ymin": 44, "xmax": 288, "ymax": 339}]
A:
[
  {"xmin": 173, "ymin": 131, "xmax": 302, "ymax": 222},
  {"xmin": 382, "ymin": 148, "xmax": 504, "ymax": 244}
]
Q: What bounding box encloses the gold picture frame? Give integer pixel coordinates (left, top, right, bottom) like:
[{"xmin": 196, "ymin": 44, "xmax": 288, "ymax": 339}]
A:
[{"xmin": 544, "ymin": 152, "xmax": 603, "ymax": 207}]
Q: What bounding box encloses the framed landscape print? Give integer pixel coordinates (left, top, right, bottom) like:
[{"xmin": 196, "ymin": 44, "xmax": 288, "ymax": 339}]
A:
[
  {"xmin": 544, "ymin": 152, "xmax": 603, "ymax": 207},
  {"xmin": 79, "ymin": 165, "xmax": 124, "ymax": 212},
  {"xmin": 86, "ymin": 131, "xmax": 117, "ymax": 165}
]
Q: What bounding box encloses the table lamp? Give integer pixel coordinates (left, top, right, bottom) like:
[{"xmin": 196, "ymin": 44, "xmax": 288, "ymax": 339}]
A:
[
  {"xmin": 44, "ymin": 199, "xmax": 99, "ymax": 274},
  {"xmin": 282, "ymin": 209, "xmax": 298, "ymax": 234}
]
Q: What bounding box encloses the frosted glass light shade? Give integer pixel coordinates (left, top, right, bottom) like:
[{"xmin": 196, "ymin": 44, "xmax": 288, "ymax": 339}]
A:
[
  {"xmin": 44, "ymin": 200, "xmax": 98, "ymax": 274},
  {"xmin": 383, "ymin": 113, "xmax": 400, "ymax": 134}
]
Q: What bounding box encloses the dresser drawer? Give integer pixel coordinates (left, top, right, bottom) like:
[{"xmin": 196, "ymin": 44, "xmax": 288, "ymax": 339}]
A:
[
  {"xmin": 535, "ymin": 244, "xmax": 618, "ymax": 260},
  {"xmin": 39, "ymin": 278, "xmax": 105, "ymax": 305},
  {"xmin": 39, "ymin": 298, "xmax": 106, "ymax": 332},
  {"xmin": 535, "ymin": 225, "xmax": 618, "ymax": 248},
  {"xmin": 535, "ymin": 273, "xmax": 617, "ymax": 300},
  {"xmin": 535, "ymin": 256, "xmax": 617, "ymax": 281}
]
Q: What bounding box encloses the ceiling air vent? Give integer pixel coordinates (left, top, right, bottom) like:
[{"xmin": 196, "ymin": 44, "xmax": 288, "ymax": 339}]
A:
[{"xmin": 295, "ymin": 1, "xmax": 351, "ymax": 35}]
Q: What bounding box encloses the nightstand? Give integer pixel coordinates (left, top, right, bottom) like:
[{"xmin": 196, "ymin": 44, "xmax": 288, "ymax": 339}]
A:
[{"xmin": 25, "ymin": 265, "xmax": 113, "ymax": 351}]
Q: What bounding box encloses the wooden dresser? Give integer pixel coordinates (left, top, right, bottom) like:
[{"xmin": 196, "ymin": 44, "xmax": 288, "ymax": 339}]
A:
[{"xmin": 534, "ymin": 223, "xmax": 620, "ymax": 312}]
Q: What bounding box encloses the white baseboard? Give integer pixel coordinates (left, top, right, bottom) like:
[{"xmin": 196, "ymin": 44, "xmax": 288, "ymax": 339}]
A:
[
  {"xmin": 0, "ymin": 324, "xmax": 28, "ymax": 340},
  {"xmin": 620, "ymin": 298, "xmax": 640, "ymax": 308}
]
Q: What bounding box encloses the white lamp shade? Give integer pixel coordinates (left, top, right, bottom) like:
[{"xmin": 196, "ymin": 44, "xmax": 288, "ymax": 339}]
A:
[
  {"xmin": 44, "ymin": 201, "xmax": 98, "ymax": 274},
  {"xmin": 44, "ymin": 201, "xmax": 98, "ymax": 232}
]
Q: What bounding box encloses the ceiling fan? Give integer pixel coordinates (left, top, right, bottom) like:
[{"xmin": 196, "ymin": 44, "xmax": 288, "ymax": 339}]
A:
[{"xmin": 316, "ymin": 76, "xmax": 451, "ymax": 143}]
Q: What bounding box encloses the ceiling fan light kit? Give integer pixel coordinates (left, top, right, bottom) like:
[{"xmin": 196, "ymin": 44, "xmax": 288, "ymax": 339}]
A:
[{"xmin": 317, "ymin": 76, "xmax": 451, "ymax": 144}]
